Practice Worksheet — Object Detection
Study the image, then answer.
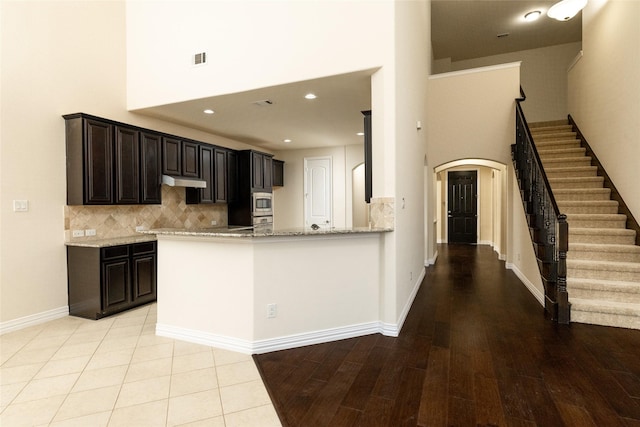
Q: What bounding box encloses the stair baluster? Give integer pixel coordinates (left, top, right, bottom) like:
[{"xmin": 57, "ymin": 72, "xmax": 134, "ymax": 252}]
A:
[{"xmin": 512, "ymin": 87, "xmax": 571, "ymax": 324}]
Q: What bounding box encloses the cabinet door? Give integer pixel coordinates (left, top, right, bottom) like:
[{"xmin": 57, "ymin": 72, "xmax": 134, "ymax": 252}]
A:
[
  {"xmin": 214, "ymin": 148, "xmax": 228, "ymax": 203},
  {"xmin": 182, "ymin": 141, "xmax": 200, "ymax": 178},
  {"xmin": 114, "ymin": 126, "xmax": 140, "ymax": 204},
  {"xmin": 251, "ymin": 152, "xmax": 264, "ymax": 190},
  {"xmin": 132, "ymin": 254, "xmax": 156, "ymax": 304},
  {"xmin": 140, "ymin": 132, "xmax": 162, "ymax": 204},
  {"xmin": 102, "ymin": 259, "xmax": 130, "ymax": 313},
  {"xmin": 162, "ymin": 137, "xmax": 181, "ymax": 175},
  {"xmin": 84, "ymin": 119, "xmax": 113, "ymax": 204},
  {"xmin": 272, "ymin": 159, "xmax": 284, "ymax": 187},
  {"xmin": 200, "ymin": 145, "xmax": 215, "ymax": 203},
  {"xmin": 263, "ymin": 155, "xmax": 273, "ymax": 192},
  {"xmin": 227, "ymin": 150, "xmax": 238, "ymax": 203}
]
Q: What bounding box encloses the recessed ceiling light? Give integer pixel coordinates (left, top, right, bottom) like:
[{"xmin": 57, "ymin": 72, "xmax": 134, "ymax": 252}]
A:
[
  {"xmin": 357, "ymin": 132, "xmax": 365, "ymax": 136},
  {"xmin": 304, "ymin": 93, "xmax": 317, "ymax": 100},
  {"xmin": 524, "ymin": 10, "xmax": 542, "ymax": 21},
  {"xmin": 203, "ymin": 109, "xmax": 215, "ymax": 114},
  {"xmin": 283, "ymin": 139, "xmax": 292, "ymax": 143}
]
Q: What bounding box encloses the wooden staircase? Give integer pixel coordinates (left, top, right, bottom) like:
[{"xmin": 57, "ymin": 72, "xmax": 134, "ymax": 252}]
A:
[{"xmin": 529, "ymin": 120, "xmax": 640, "ymax": 329}]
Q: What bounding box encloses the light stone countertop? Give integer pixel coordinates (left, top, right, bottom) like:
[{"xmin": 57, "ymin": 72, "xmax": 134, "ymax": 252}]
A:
[
  {"xmin": 65, "ymin": 234, "xmax": 157, "ymax": 248},
  {"xmin": 139, "ymin": 226, "xmax": 393, "ymax": 238}
]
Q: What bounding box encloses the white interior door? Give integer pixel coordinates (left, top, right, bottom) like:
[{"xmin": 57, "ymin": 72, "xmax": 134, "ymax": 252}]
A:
[{"xmin": 304, "ymin": 157, "xmax": 332, "ymax": 229}]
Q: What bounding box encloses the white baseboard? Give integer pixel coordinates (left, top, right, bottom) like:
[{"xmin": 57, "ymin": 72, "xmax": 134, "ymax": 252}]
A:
[
  {"xmin": 157, "ymin": 321, "xmax": 387, "ymax": 354},
  {"xmin": 159, "ymin": 269, "xmax": 428, "ymax": 354},
  {"xmin": 425, "ymin": 250, "xmax": 438, "ymax": 266},
  {"xmin": 0, "ymin": 306, "xmax": 69, "ymax": 335},
  {"xmin": 505, "ymin": 262, "xmax": 544, "ymax": 306}
]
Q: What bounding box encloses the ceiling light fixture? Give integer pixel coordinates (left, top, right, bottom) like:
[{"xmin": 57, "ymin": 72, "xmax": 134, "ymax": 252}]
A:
[
  {"xmin": 203, "ymin": 109, "xmax": 215, "ymax": 114},
  {"xmin": 356, "ymin": 132, "xmax": 365, "ymax": 136},
  {"xmin": 304, "ymin": 93, "xmax": 317, "ymax": 100},
  {"xmin": 547, "ymin": 0, "xmax": 587, "ymax": 21},
  {"xmin": 283, "ymin": 139, "xmax": 292, "ymax": 143},
  {"xmin": 524, "ymin": 10, "xmax": 542, "ymax": 22}
]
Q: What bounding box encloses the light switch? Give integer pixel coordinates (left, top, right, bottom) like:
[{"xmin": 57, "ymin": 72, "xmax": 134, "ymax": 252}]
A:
[{"xmin": 13, "ymin": 200, "xmax": 29, "ymax": 212}]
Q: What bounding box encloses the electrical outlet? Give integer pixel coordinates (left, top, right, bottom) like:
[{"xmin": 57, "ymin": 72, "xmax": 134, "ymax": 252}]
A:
[
  {"xmin": 211, "ymin": 220, "xmax": 217, "ymax": 226},
  {"xmin": 135, "ymin": 226, "xmax": 145, "ymax": 232},
  {"xmin": 267, "ymin": 303, "xmax": 277, "ymax": 319},
  {"xmin": 517, "ymin": 253, "xmax": 521, "ymax": 261},
  {"xmin": 72, "ymin": 230, "xmax": 85, "ymax": 238},
  {"xmin": 13, "ymin": 200, "xmax": 29, "ymax": 212},
  {"xmin": 85, "ymin": 229, "xmax": 96, "ymax": 236}
]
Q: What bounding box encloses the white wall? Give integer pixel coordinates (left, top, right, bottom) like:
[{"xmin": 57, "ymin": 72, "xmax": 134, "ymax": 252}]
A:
[
  {"xmin": 126, "ymin": 1, "xmax": 393, "ymax": 109},
  {"xmin": 434, "ymin": 43, "xmax": 582, "ymax": 123},
  {"xmin": 427, "ymin": 64, "xmax": 520, "ymax": 169},
  {"xmin": 568, "ymin": 0, "xmax": 640, "ymax": 220},
  {"xmin": 0, "ymin": 1, "xmax": 254, "ymax": 327}
]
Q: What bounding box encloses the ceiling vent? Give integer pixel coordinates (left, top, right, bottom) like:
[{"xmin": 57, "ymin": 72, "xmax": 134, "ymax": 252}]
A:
[
  {"xmin": 497, "ymin": 33, "xmax": 510, "ymax": 38},
  {"xmin": 252, "ymin": 99, "xmax": 274, "ymax": 107},
  {"xmin": 193, "ymin": 52, "xmax": 207, "ymax": 66}
]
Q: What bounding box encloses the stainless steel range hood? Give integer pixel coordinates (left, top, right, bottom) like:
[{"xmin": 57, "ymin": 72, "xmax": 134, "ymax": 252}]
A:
[{"xmin": 162, "ymin": 175, "xmax": 207, "ymax": 188}]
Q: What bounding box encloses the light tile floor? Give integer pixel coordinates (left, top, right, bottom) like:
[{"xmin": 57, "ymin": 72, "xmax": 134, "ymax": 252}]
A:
[{"xmin": 0, "ymin": 304, "xmax": 282, "ymax": 427}]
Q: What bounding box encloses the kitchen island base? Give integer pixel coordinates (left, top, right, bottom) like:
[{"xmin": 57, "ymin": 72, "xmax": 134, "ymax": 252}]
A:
[{"xmin": 154, "ymin": 230, "xmax": 394, "ymax": 354}]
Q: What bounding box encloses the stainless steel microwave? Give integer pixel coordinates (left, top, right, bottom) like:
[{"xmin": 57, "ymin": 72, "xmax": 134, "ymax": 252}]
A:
[{"xmin": 252, "ymin": 192, "xmax": 272, "ymax": 215}]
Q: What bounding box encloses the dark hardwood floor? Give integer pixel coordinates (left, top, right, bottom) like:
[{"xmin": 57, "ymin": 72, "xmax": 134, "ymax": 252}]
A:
[{"xmin": 254, "ymin": 244, "xmax": 640, "ymax": 427}]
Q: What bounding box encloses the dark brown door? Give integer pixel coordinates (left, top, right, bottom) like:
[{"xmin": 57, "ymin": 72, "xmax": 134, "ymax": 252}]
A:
[
  {"xmin": 252, "ymin": 152, "xmax": 264, "ymax": 190},
  {"xmin": 132, "ymin": 255, "xmax": 156, "ymax": 303},
  {"xmin": 162, "ymin": 137, "xmax": 181, "ymax": 176},
  {"xmin": 140, "ymin": 132, "xmax": 162, "ymax": 204},
  {"xmin": 227, "ymin": 151, "xmax": 238, "ymax": 203},
  {"xmin": 200, "ymin": 146, "xmax": 214, "ymax": 203},
  {"xmin": 102, "ymin": 259, "xmax": 130, "ymax": 313},
  {"xmin": 182, "ymin": 141, "xmax": 200, "ymax": 178},
  {"xmin": 114, "ymin": 126, "xmax": 140, "ymax": 204},
  {"xmin": 84, "ymin": 119, "xmax": 113, "ymax": 204},
  {"xmin": 448, "ymin": 170, "xmax": 477, "ymax": 244},
  {"xmin": 214, "ymin": 148, "xmax": 228, "ymax": 203}
]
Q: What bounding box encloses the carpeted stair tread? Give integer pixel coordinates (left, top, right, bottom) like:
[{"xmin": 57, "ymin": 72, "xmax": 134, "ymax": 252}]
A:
[
  {"xmin": 568, "ymin": 277, "xmax": 640, "ymax": 293},
  {"xmin": 529, "ymin": 124, "xmax": 573, "ymax": 133},
  {"xmin": 548, "ymin": 176, "xmax": 605, "ymax": 189},
  {"xmin": 538, "ymin": 147, "xmax": 586, "ymax": 158},
  {"xmin": 529, "ymin": 120, "xmax": 570, "ymax": 128},
  {"xmin": 533, "ymin": 131, "xmax": 577, "ymax": 141},
  {"xmin": 569, "ymin": 227, "xmax": 637, "ymax": 245},
  {"xmin": 565, "ymin": 214, "xmax": 628, "ymax": 229},
  {"xmin": 570, "ymin": 298, "xmax": 640, "ymax": 315},
  {"xmin": 568, "ymin": 259, "xmax": 640, "ymax": 282},
  {"xmin": 569, "ymin": 243, "xmax": 640, "ymax": 263},
  {"xmin": 540, "ymin": 157, "xmax": 592, "ymax": 167},
  {"xmin": 545, "ymin": 166, "xmax": 599, "ymax": 178},
  {"xmin": 553, "ymin": 188, "xmax": 611, "ymax": 201}
]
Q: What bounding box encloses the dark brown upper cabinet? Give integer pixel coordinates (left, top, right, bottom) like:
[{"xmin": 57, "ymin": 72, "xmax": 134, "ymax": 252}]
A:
[
  {"xmin": 114, "ymin": 126, "xmax": 140, "ymax": 204},
  {"xmin": 214, "ymin": 148, "xmax": 228, "ymax": 203},
  {"xmin": 64, "ymin": 113, "xmax": 162, "ymax": 205},
  {"xmin": 245, "ymin": 150, "xmax": 273, "ymax": 193},
  {"xmin": 140, "ymin": 132, "xmax": 162, "ymax": 204},
  {"xmin": 272, "ymin": 159, "xmax": 284, "ymax": 187},
  {"xmin": 186, "ymin": 144, "xmax": 214, "ymax": 204},
  {"xmin": 163, "ymin": 137, "xmax": 199, "ymax": 178},
  {"xmin": 227, "ymin": 150, "xmax": 238, "ymax": 204}
]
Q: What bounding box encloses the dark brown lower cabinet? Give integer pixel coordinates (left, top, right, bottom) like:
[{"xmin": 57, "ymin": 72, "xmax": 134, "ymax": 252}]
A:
[{"xmin": 67, "ymin": 241, "xmax": 157, "ymax": 319}]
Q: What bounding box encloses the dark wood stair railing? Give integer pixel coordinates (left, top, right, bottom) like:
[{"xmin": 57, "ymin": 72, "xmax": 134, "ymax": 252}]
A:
[{"xmin": 512, "ymin": 87, "xmax": 570, "ymax": 324}]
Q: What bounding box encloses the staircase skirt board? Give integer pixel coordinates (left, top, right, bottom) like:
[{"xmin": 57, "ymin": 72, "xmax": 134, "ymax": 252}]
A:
[{"xmin": 529, "ymin": 120, "xmax": 640, "ymax": 329}]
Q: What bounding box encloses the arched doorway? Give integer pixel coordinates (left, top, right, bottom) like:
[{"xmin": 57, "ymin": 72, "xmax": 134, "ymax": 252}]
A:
[{"xmin": 434, "ymin": 159, "xmax": 507, "ymax": 259}]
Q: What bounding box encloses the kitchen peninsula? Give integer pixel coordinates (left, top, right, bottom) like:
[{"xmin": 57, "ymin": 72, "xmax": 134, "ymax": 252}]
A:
[{"xmin": 142, "ymin": 226, "xmax": 392, "ymax": 354}]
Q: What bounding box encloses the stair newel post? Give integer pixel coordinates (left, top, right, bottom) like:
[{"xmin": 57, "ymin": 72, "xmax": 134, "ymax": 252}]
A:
[{"xmin": 557, "ymin": 214, "xmax": 571, "ymax": 324}]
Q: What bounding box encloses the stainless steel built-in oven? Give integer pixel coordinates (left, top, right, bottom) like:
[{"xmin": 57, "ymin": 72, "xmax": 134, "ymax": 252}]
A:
[{"xmin": 252, "ymin": 192, "xmax": 273, "ymax": 216}]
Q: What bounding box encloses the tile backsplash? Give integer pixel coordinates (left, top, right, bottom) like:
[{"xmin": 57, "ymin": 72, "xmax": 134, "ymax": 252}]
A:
[
  {"xmin": 65, "ymin": 186, "xmax": 227, "ymax": 241},
  {"xmin": 369, "ymin": 197, "xmax": 395, "ymax": 229}
]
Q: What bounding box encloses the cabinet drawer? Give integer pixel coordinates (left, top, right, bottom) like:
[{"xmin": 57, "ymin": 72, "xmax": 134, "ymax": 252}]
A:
[
  {"xmin": 132, "ymin": 241, "xmax": 156, "ymax": 255},
  {"xmin": 102, "ymin": 245, "xmax": 129, "ymax": 260}
]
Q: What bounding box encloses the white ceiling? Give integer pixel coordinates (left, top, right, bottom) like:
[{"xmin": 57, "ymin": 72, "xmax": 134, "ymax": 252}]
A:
[{"xmin": 134, "ymin": 1, "xmax": 582, "ymax": 152}]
